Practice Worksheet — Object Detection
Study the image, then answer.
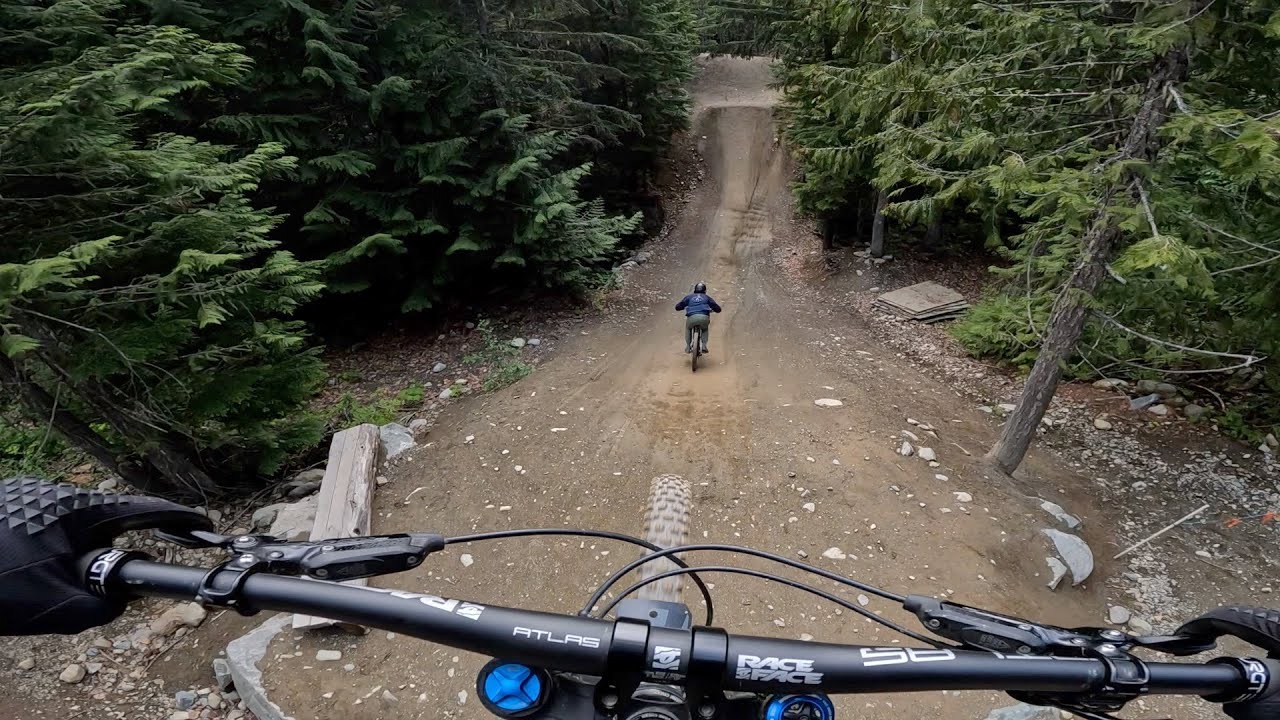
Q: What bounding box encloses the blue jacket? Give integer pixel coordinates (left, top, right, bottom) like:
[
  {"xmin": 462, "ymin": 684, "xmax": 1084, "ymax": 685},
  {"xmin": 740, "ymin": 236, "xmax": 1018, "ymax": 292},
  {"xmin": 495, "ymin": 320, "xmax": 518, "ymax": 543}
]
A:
[{"xmin": 675, "ymin": 293, "xmax": 722, "ymax": 317}]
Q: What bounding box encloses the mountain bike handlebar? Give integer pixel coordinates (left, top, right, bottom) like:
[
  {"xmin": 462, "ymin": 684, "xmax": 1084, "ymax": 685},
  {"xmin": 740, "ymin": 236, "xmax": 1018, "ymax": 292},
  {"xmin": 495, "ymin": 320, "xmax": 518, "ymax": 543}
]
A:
[{"xmin": 85, "ymin": 552, "xmax": 1275, "ymax": 707}]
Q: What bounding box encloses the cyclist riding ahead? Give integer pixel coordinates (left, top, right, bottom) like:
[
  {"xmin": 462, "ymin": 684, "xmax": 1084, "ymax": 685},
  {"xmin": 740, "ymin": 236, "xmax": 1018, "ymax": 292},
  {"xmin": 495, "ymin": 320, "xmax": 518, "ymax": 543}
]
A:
[
  {"xmin": 675, "ymin": 282, "xmax": 722, "ymax": 354},
  {"xmin": 3, "ymin": 475, "xmax": 1279, "ymax": 720}
]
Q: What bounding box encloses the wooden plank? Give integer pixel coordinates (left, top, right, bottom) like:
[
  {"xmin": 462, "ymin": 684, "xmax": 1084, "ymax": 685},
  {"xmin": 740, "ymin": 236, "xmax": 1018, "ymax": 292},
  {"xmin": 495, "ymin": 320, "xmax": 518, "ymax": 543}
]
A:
[
  {"xmin": 877, "ymin": 282, "xmax": 966, "ymax": 315},
  {"xmin": 293, "ymin": 423, "xmax": 381, "ymax": 630}
]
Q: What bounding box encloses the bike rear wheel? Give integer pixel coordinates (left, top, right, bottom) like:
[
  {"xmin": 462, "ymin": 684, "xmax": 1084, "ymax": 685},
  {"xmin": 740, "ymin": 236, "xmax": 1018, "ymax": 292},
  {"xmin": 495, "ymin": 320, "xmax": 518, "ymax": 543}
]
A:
[
  {"xmin": 692, "ymin": 328, "xmax": 701, "ymax": 372},
  {"xmin": 637, "ymin": 474, "xmax": 691, "ymax": 602}
]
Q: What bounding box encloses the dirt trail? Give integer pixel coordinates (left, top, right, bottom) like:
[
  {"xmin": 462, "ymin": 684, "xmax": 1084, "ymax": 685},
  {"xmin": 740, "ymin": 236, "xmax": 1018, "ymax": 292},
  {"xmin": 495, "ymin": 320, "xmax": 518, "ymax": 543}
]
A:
[{"xmin": 260, "ymin": 58, "xmax": 1205, "ymax": 720}]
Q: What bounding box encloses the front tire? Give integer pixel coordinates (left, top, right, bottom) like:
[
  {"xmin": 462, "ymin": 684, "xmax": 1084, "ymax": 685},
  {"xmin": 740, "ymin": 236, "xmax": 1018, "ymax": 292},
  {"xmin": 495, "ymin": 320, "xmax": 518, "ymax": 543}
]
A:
[{"xmin": 637, "ymin": 474, "xmax": 691, "ymax": 603}]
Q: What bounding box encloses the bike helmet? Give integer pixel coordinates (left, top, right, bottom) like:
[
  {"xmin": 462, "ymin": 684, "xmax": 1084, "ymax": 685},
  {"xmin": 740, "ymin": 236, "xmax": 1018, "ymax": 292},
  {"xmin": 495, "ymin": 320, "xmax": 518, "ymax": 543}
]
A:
[{"xmin": 693, "ymin": 282, "xmax": 706, "ymax": 294}]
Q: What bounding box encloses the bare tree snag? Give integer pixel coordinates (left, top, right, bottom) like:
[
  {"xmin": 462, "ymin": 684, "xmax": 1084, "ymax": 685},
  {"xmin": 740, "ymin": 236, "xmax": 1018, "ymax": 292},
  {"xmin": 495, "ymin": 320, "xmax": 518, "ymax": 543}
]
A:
[
  {"xmin": 869, "ymin": 190, "xmax": 889, "ymax": 257},
  {"xmin": 986, "ymin": 39, "xmax": 1194, "ymax": 474}
]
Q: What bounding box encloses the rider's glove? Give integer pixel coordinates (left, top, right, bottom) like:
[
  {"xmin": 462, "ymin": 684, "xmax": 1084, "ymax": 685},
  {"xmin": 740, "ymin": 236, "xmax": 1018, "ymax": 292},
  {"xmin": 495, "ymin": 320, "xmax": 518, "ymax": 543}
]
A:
[
  {"xmin": 0, "ymin": 477, "xmax": 211, "ymax": 636},
  {"xmin": 1175, "ymin": 606, "xmax": 1280, "ymax": 720}
]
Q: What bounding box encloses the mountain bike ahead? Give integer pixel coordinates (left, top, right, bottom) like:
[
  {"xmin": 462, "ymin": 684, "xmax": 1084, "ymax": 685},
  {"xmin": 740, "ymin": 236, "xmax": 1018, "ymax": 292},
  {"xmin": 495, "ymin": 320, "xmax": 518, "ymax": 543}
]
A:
[{"xmin": 79, "ymin": 475, "xmax": 1279, "ymax": 720}]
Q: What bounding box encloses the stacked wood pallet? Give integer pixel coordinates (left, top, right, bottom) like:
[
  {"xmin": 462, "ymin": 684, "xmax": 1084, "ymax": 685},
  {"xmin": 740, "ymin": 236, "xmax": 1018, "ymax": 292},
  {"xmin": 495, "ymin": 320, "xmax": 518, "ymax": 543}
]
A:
[{"xmin": 874, "ymin": 281, "xmax": 969, "ymax": 323}]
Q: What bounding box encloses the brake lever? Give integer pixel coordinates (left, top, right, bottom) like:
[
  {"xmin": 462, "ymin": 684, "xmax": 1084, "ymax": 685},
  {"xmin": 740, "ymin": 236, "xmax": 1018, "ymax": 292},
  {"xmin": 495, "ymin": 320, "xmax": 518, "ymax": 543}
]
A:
[
  {"xmin": 223, "ymin": 533, "xmax": 447, "ymax": 581},
  {"xmin": 154, "ymin": 527, "xmax": 447, "ymax": 582}
]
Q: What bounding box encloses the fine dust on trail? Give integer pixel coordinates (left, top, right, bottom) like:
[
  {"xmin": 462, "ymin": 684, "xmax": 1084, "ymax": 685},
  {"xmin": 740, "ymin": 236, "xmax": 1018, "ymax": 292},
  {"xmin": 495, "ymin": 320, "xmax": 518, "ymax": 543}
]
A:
[{"xmin": 261, "ymin": 58, "xmax": 1193, "ymax": 720}]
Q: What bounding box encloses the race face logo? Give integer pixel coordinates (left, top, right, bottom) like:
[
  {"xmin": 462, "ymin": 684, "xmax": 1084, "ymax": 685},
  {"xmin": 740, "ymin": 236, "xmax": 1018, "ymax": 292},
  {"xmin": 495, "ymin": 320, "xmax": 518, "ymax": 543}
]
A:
[
  {"xmin": 652, "ymin": 646, "xmax": 681, "ymax": 672},
  {"xmin": 357, "ymin": 586, "xmax": 486, "ymax": 621},
  {"xmin": 734, "ymin": 655, "xmax": 823, "ymax": 684}
]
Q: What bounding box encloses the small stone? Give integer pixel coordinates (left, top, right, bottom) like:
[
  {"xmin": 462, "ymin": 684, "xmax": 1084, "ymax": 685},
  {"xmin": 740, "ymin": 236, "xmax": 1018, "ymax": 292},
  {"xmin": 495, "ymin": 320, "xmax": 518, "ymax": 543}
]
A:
[
  {"xmin": 1183, "ymin": 403, "xmax": 1207, "ymax": 421},
  {"xmin": 901, "ymin": 430, "xmax": 920, "ymax": 442},
  {"xmin": 17, "ymin": 657, "xmax": 35, "ymax": 671},
  {"xmin": 935, "ymin": 474, "xmax": 949, "ymax": 481},
  {"xmin": 376, "ymin": 476, "xmax": 389, "ymax": 486},
  {"xmin": 797, "ymin": 550, "xmax": 808, "ymax": 558},
  {"xmin": 800, "ymin": 633, "xmax": 814, "ymax": 642},
  {"xmin": 96, "ymin": 479, "xmax": 119, "ymax": 492},
  {"xmin": 460, "ymin": 554, "xmax": 474, "ymax": 567},
  {"xmin": 1128, "ymin": 617, "xmax": 1154, "ymax": 634},
  {"xmin": 510, "ymin": 338, "xmax": 526, "ymax": 348},
  {"xmin": 787, "ymin": 471, "xmax": 796, "ymax": 478},
  {"xmin": 432, "ymin": 362, "xmax": 447, "ymax": 373},
  {"xmin": 175, "ymin": 690, "xmax": 198, "ymax": 710},
  {"xmin": 1038, "ymin": 499, "xmax": 1082, "ymax": 529},
  {"xmin": 996, "ymin": 403, "xmax": 1017, "ymax": 415},
  {"xmin": 85, "ymin": 662, "xmax": 102, "ymax": 674},
  {"xmin": 438, "ymin": 388, "xmax": 453, "ymax": 400},
  {"xmin": 1108, "ymin": 606, "xmax": 1132, "ymax": 625},
  {"xmin": 458, "ymin": 690, "xmax": 468, "ymax": 705},
  {"xmin": 917, "ymin": 447, "xmax": 937, "ymax": 462},
  {"xmin": 150, "ymin": 603, "xmax": 206, "ymax": 636},
  {"xmin": 169, "ymin": 713, "xmax": 190, "ymax": 720},
  {"xmin": 1131, "ymin": 481, "xmax": 1149, "ymax": 492},
  {"xmin": 773, "ymin": 618, "xmax": 786, "ymax": 627},
  {"xmin": 801, "ymin": 502, "xmax": 815, "ymax": 513},
  {"xmin": 1267, "ymin": 433, "xmax": 1278, "ymax": 449},
  {"xmin": 382, "ymin": 690, "xmax": 399, "ymax": 705},
  {"xmin": 984, "ymin": 703, "xmax": 1060, "ymax": 720},
  {"xmin": 113, "ymin": 639, "xmax": 132, "ymax": 651},
  {"xmin": 207, "ymin": 693, "xmax": 223, "ymax": 710},
  {"xmin": 409, "ymin": 418, "xmax": 430, "ymax": 434},
  {"xmin": 1093, "ymin": 416, "xmax": 1113, "ymax": 430},
  {"xmin": 857, "ymin": 594, "xmax": 870, "ymax": 607},
  {"xmin": 213, "ymin": 658, "xmax": 233, "ymax": 691},
  {"xmin": 343, "ymin": 663, "xmax": 355, "ymax": 671},
  {"xmin": 286, "ymin": 480, "xmax": 321, "ymax": 499},
  {"xmin": 1148, "ymin": 404, "xmax": 1169, "ymax": 416},
  {"xmin": 527, "ymin": 338, "xmax": 541, "ymax": 347},
  {"xmin": 821, "ymin": 547, "xmax": 847, "ymax": 560},
  {"xmin": 953, "ymin": 491, "xmax": 973, "ymax": 503},
  {"xmin": 1195, "ymin": 550, "xmax": 1211, "ymax": 558},
  {"xmin": 316, "ymin": 650, "xmax": 343, "ymax": 662},
  {"xmin": 814, "ymin": 398, "xmax": 844, "ymax": 408},
  {"xmin": 899, "ymin": 441, "xmax": 915, "ymax": 457},
  {"xmin": 250, "ymin": 504, "xmax": 283, "ymax": 531},
  {"xmin": 1129, "ymin": 393, "xmax": 1160, "ymax": 410},
  {"xmin": 1093, "ymin": 379, "xmax": 1127, "ymax": 389}
]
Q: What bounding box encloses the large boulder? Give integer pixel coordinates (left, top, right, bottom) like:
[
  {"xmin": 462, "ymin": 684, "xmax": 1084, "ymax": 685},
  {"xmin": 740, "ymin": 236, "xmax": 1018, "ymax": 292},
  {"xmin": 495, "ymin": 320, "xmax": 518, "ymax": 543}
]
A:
[
  {"xmin": 268, "ymin": 495, "xmax": 318, "ymax": 541},
  {"xmin": 1041, "ymin": 529, "xmax": 1094, "ymax": 586},
  {"xmin": 379, "ymin": 422, "xmax": 416, "ymax": 460}
]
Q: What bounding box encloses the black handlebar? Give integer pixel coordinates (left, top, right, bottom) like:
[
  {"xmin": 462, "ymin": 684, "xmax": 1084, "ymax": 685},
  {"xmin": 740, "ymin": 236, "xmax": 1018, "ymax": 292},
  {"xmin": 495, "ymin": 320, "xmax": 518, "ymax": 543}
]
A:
[{"xmin": 93, "ymin": 555, "xmax": 1273, "ymax": 703}]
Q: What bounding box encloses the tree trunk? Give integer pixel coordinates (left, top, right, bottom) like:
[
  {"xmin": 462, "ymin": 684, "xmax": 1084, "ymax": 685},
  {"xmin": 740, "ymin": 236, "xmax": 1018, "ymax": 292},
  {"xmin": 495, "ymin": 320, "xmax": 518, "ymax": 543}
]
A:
[
  {"xmin": 820, "ymin": 217, "xmax": 835, "ymax": 251},
  {"xmin": 925, "ymin": 212, "xmax": 943, "ymax": 248},
  {"xmin": 0, "ymin": 355, "xmax": 151, "ymax": 487},
  {"xmin": 985, "ymin": 40, "xmax": 1193, "ymax": 474},
  {"xmin": 869, "ymin": 190, "xmax": 889, "ymax": 257}
]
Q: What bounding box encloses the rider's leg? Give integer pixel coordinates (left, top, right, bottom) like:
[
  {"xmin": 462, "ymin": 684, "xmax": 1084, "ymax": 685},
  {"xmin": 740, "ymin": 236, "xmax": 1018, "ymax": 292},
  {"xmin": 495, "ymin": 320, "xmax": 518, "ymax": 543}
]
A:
[
  {"xmin": 684, "ymin": 316, "xmax": 694, "ymax": 353},
  {"xmin": 689, "ymin": 314, "xmax": 710, "ymax": 353}
]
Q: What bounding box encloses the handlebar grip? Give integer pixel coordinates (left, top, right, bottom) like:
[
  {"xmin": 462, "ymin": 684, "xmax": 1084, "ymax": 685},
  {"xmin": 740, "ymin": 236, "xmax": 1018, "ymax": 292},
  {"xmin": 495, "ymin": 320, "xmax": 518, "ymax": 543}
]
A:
[
  {"xmin": 1222, "ymin": 658, "xmax": 1280, "ymax": 716},
  {"xmin": 1178, "ymin": 607, "xmax": 1280, "ymax": 658}
]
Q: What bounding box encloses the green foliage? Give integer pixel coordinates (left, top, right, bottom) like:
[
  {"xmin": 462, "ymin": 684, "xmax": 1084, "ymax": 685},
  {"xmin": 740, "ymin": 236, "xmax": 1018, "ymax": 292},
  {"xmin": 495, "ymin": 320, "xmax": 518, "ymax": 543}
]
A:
[
  {"xmin": 774, "ymin": 0, "xmax": 1280, "ymax": 436},
  {"xmin": 0, "ymin": 0, "xmax": 698, "ymax": 492},
  {"xmin": 0, "ymin": 408, "xmax": 69, "ymax": 478},
  {"xmin": 326, "ymin": 382, "xmax": 424, "ymax": 428},
  {"xmin": 163, "ymin": 0, "xmax": 688, "ymax": 314},
  {"xmin": 462, "ymin": 320, "xmax": 534, "ymax": 391},
  {"xmin": 1, "ymin": 0, "xmax": 326, "ymax": 494}
]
